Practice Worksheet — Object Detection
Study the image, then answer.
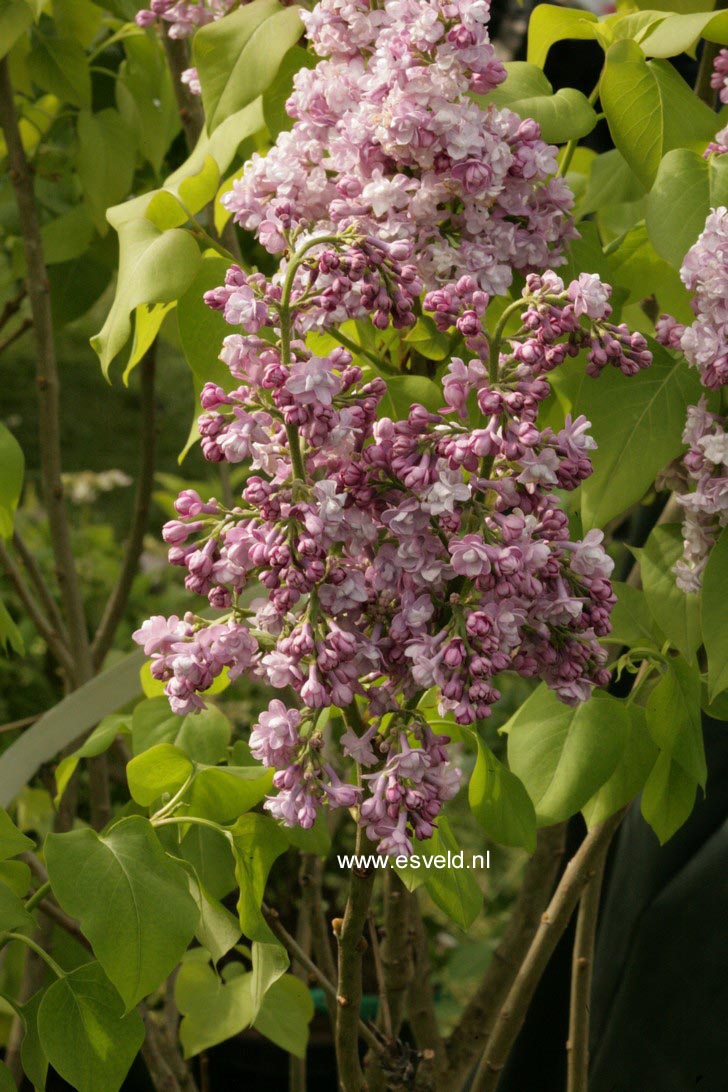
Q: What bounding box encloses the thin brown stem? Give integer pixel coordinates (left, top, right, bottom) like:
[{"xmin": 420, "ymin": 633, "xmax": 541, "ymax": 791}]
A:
[
  {"xmin": 92, "ymin": 344, "xmax": 158, "ymax": 668},
  {"xmin": 0, "ymin": 59, "xmax": 93, "ymax": 688},
  {"xmin": 446, "ymin": 823, "xmax": 567, "ymax": 1088},
  {"xmin": 12, "ymin": 530, "xmax": 69, "ymax": 647},
  {"xmin": 0, "ymin": 287, "xmax": 26, "ymax": 331},
  {"xmin": 334, "ymin": 825, "xmax": 377, "ymax": 1092},
  {"xmin": 162, "ymin": 33, "xmax": 204, "ymax": 151},
  {"xmin": 0, "ymin": 539, "xmax": 75, "ymax": 676},
  {"xmin": 470, "ymin": 810, "xmax": 626, "ymax": 1092},
  {"xmin": 262, "ymin": 902, "xmax": 383, "ymax": 1057},
  {"xmin": 0, "ymin": 317, "xmax": 32, "ymax": 355},
  {"xmin": 566, "ymin": 847, "xmax": 608, "ymax": 1092}
]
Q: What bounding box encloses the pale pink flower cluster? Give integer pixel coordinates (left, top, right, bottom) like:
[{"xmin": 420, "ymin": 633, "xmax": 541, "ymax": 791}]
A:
[
  {"xmin": 222, "ymin": 0, "xmax": 576, "ymax": 295},
  {"xmin": 657, "ymin": 207, "xmax": 728, "ymax": 589}
]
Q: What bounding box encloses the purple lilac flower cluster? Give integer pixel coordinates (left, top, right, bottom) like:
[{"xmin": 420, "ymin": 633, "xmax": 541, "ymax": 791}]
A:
[
  {"xmin": 131, "ymin": 229, "xmax": 649, "ymax": 852},
  {"xmin": 712, "ymin": 49, "xmax": 728, "ymax": 105},
  {"xmin": 221, "ymin": 0, "xmax": 576, "ymax": 296},
  {"xmin": 656, "ymin": 207, "xmax": 728, "ymax": 591}
]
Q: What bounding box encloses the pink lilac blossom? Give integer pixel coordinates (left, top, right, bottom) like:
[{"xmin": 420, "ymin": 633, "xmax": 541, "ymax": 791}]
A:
[
  {"xmin": 221, "ymin": 0, "xmax": 577, "ymax": 297},
  {"xmin": 133, "ymin": 236, "xmax": 648, "ymax": 852},
  {"xmin": 711, "ymin": 49, "xmax": 728, "ymax": 105},
  {"xmin": 656, "ymin": 207, "xmax": 728, "ymax": 590}
]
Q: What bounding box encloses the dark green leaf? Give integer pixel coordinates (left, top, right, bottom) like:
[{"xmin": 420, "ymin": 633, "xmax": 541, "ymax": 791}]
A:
[
  {"xmin": 641, "ymin": 748, "xmax": 697, "ymax": 843},
  {"xmin": 468, "ymin": 736, "xmax": 537, "ymax": 852},
  {"xmin": 577, "ymin": 341, "xmax": 702, "ymax": 531},
  {"xmin": 76, "ymin": 110, "xmax": 137, "ymax": 235},
  {"xmin": 27, "ymin": 34, "xmax": 91, "ymax": 108},
  {"xmin": 0, "ymin": 424, "xmax": 24, "ymax": 540},
  {"xmin": 45, "ymin": 816, "xmax": 199, "ymax": 1009},
  {"xmin": 262, "ymin": 45, "xmax": 315, "ymax": 137},
  {"xmin": 253, "ymin": 974, "xmax": 313, "ymax": 1058},
  {"xmin": 582, "ymin": 705, "xmax": 657, "ymax": 826},
  {"xmin": 38, "ymin": 963, "xmax": 144, "ymax": 1092},
  {"xmin": 646, "ymin": 149, "xmax": 728, "ymax": 270},
  {"xmin": 132, "ymin": 697, "xmax": 231, "ymax": 764},
  {"xmin": 0, "ymin": 808, "xmax": 34, "ymax": 860},
  {"xmin": 637, "ymin": 524, "xmax": 702, "ymax": 658},
  {"xmin": 507, "ymin": 687, "xmax": 629, "ymax": 824},
  {"xmin": 646, "ymin": 658, "xmax": 706, "ymax": 787}
]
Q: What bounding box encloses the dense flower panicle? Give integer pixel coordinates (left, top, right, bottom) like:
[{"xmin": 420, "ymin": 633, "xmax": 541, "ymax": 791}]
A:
[
  {"xmin": 711, "ymin": 49, "xmax": 728, "ymax": 105},
  {"xmin": 656, "ymin": 207, "xmax": 728, "ymax": 590},
  {"xmin": 222, "ymin": 0, "xmax": 576, "ymax": 296},
  {"xmin": 132, "ymin": 0, "xmax": 654, "ymax": 855},
  {"xmin": 132, "ymin": 241, "xmax": 645, "ymax": 852}
]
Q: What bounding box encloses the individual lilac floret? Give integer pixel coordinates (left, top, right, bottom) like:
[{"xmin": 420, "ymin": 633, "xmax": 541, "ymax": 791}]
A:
[{"xmin": 249, "ymin": 700, "xmax": 302, "ymax": 769}]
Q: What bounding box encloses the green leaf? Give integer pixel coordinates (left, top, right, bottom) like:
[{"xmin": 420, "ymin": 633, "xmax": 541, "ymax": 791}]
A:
[
  {"xmin": 582, "ymin": 705, "xmax": 658, "ymax": 826},
  {"xmin": 194, "ymin": 0, "xmax": 304, "ymax": 131},
  {"xmin": 189, "ymin": 766, "xmax": 274, "ymax": 824},
  {"xmin": 19, "ymin": 990, "xmax": 47, "ymax": 1092},
  {"xmin": 480, "ymin": 60, "xmax": 553, "ymax": 108},
  {"xmin": 418, "ymin": 817, "xmax": 483, "ymax": 930},
  {"xmin": 701, "ymin": 526, "xmax": 728, "ymax": 698},
  {"xmin": 40, "ymin": 205, "xmax": 95, "ymax": 265},
  {"xmin": 27, "ymin": 34, "xmax": 90, "ymax": 107},
  {"xmin": 177, "ymin": 254, "xmax": 236, "ymax": 391},
  {"xmin": 0, "ymin": 879, "xmax": 35, "ymax": 933},
  {"xmin": 49, "ymin": 241, "xmax": 114, "ymax": 328},
  {"xmin": 145, "ymin": 155, "xmax": 221, "ymax": 231},
  {"xmin": 0, "ymin": 649, "xmax": 145, "ymax": 808},
  {"xmin": 0, "ymin": 1061, "xmax": 15, "ymax": 1091},
  {"xmin": 646, "ymin": 149, "xmax": 728, "ymax": 270},
  {"xmin": 0, "ymin": 599, "xmax": 24, "ymax": 656},
  {"xmin": 526, "ymin": 4, "xmax": 598, "ymax": 67},
  {"xmin": 253, "ymin": 974, "xmax": 313, "ymax": 1058},
  {"xmin": 0, "ymin": 2, "xmax": 33, "ymax": 62},
  {"xmin": 501, "ymin": 87, "xmax": 598, "ymax": 144},
  {"xmin": 91, "ymin": 215, "xmax": 201, "ymax": 377},
  {"xmin": 379, "ymin": 375, "xmax": 443, "ymax": 419},
  {"xmin": 577, "ymin": 149, "xmax": 646, "ymax": 220},
  {"xmin": 646, "ymin": 657, "xmax": 706, "ymax": 787},
  {"xmin": 38, "ymin": 962, "xmax": 145, "ymax": 1092},
  {"xmin": 637, "ymin": 524, "xmax": 702, "ymax": 658},
  {"xmin": 232, "ymin": 813, "xmax": 289, "ymax": 1014},
  {"xmin": 403, "ymin": 316, "xmax": 451, "ymax": 361},
  {"xmin": 600, "ymin": 40, "xmax": 718, "ymax": 189},
  {"xmin": 507, "ymin": 687, "xmax": 629, "ymax": 825},
  {"xmin": 45, "ymin": 816, "xmax": 199, "ymax": 1009},
  {"xmin": 283, "ymin": 813, "xmax": 332, "ymax": 857},
  {"xmin": 127, "ymin": 743, "xmax": 193, "ymax": 807},
  {"xmin": 131, "ymin": 697, "xmax": 231, "ymax": 765},
  {"xmin": 640, "ymin": 8, "xmax": 728, "ymax": 57},
  {"xmin": 0, "ymin": 860, "xmax": 31, "ymax": 897},
  {"xmin": 122, "ymin": 302, "xmax": 175, "ymax": 383},
  {"xmin": 607, "ymin": 223, "xmax": 690, "ymax": 318},
  {"xmin": 262, "ymin": 44, "xmax": 315, "ymax": 137},
  {"xmin": 192, "ymin": 884, "xmax": 241, "ymax": 965},
  {"xmin": 176, "ymin": 949, "xmax": 254, "ymax": 1057},
  {"xmin": 0, "ymin": 424, "xmax": 24, "ymax": 540},
  {"xmin": 116, "ymin": 33, "xmax": 180, "ymax": 175},
  {"xmin": 641, "ymin": 748, "xmax": 697, "ymax": 843},
  {"xmin": 577, "ymin": 341, "xmax": 702, "ymax": 531},
  {"xmin": 0, "ymin": 808, "xmax": 34, "ymax": 860},
  {"xmin": 607, "ymin": 581, "xmax": 665, "ymax": 649},
  {"xmin": 55, "ymin": 714, "xmax": 130, "ymax": 805},
  {"xmin": 179, "ymin": 824, "xmax": 236, "ymax": 900},
  {"xmin": 166, "ymin": 97, "xmax": 266, "ymax": 189},
  {"xmin": 76, "ymin": 110, "xmax": 137, "ymax": 235},
  {"xmin": 468, "ymin": 737, "xmax": 537, "ymax": 852}
]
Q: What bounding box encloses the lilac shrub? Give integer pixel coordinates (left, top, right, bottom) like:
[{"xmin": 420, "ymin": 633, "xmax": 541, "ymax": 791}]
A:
[{"xmin": 133, "ymin": 0, "xmax": 652, "ymax": 856}]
